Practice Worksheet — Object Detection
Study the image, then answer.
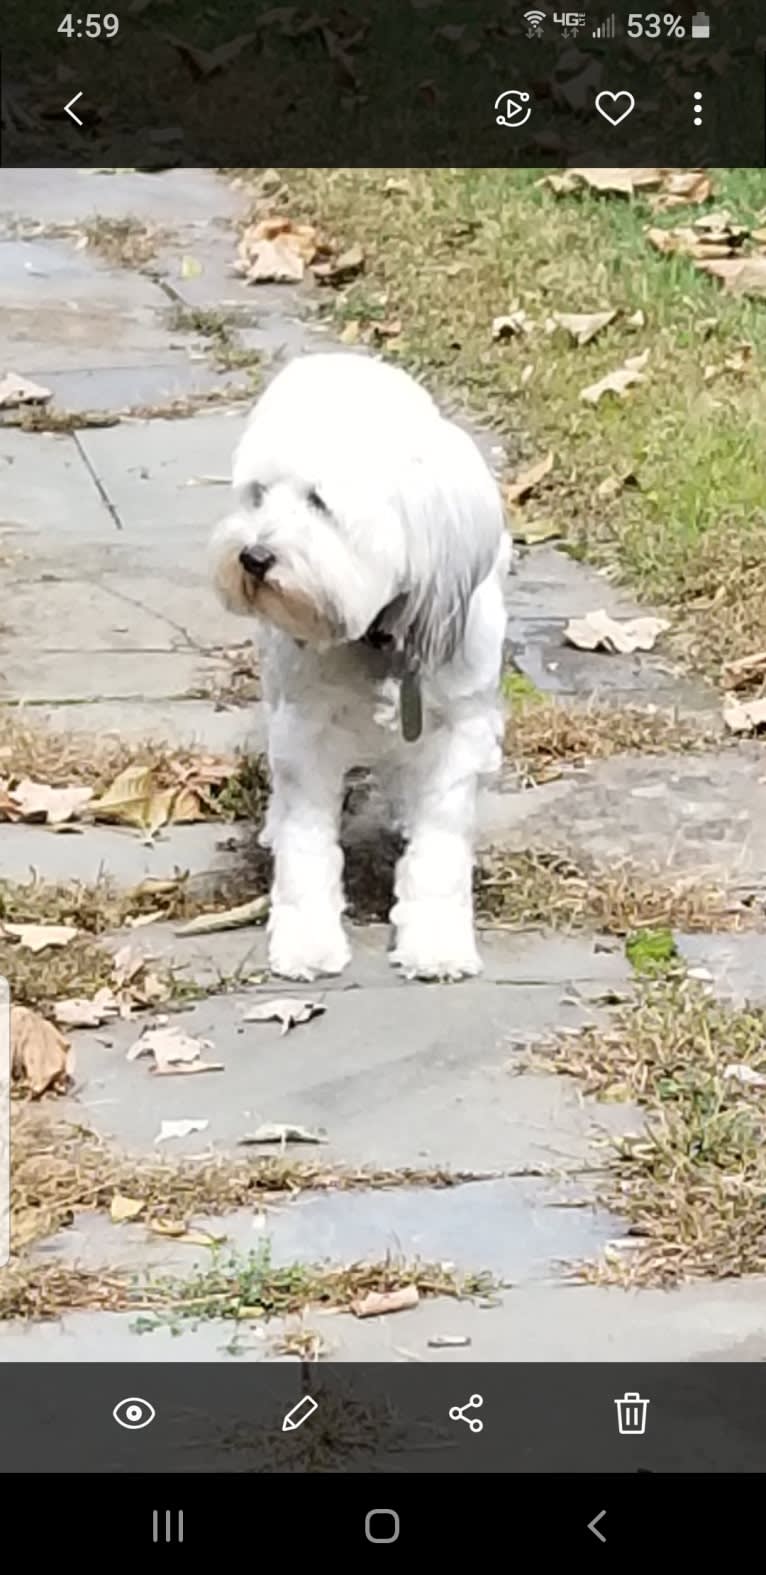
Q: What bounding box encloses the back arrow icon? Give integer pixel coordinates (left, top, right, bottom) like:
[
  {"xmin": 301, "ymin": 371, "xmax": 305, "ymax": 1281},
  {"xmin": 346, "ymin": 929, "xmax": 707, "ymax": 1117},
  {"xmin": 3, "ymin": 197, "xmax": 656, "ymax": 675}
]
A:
[
  {"xmin": 64, "ymin": 92, "xmax": 83, "ymax": 126},
  {"xmin": 588, "ymin": 1510, "xmax": 606, "ymax": 1544}
]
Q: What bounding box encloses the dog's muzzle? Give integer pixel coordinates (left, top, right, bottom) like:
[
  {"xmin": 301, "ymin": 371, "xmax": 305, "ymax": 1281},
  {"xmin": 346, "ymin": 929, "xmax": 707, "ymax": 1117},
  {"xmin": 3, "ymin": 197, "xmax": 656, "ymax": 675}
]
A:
[{"xmin": 239, "ymin": 546, "xmax": 275, "ymax": 581}]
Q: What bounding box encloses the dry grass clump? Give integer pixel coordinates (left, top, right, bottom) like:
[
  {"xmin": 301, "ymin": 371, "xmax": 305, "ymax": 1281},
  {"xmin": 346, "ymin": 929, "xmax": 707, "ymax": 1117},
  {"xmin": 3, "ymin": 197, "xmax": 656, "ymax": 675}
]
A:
[
  {"xmin": 503, "ymin": 692, "xmax": 716, "ymax": 786},
  {"xmin": 475, "ymin": 849, "xmax": 746, "ymax": 935},
  {"xmin": 545, "ymin": 980, "xmax": 766, "ymax": 1285}
]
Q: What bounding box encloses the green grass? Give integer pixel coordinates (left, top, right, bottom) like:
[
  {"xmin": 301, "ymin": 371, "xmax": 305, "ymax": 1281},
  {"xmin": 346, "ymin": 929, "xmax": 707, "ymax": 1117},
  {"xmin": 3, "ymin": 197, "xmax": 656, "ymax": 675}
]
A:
[
  {"xmin": 272, "ymin": 167, "xmax": 766, "ymax": 678},
  {"xmin": 625, "ymin": 927, "xmax": 680, "ymax": 975}
]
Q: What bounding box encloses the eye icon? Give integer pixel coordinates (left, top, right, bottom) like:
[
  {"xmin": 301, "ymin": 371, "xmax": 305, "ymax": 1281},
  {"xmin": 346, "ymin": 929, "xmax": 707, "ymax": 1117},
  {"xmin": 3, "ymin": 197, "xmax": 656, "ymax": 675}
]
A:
[{"xmin": 113, "ymin": 1396, "xmax": 156, "ymax": 1431}]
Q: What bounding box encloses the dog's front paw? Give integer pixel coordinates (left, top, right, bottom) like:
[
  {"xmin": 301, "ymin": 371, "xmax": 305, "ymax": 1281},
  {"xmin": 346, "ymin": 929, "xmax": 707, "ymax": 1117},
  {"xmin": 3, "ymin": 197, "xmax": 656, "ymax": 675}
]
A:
[
  {"xmin": 391, "ymin": 906, "xmax": 482, "ymax": 982},
  {"xmin": 268, "ymin": 905, "xmax": 351, "ymax": 981}
]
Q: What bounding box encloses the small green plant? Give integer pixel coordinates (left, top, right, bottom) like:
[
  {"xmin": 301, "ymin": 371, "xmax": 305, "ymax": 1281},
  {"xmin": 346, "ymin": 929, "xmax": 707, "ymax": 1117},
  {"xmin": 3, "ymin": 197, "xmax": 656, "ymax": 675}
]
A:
[{"xmin": 625, "ymin": 927, "xmax": 679, "ymax": 975}]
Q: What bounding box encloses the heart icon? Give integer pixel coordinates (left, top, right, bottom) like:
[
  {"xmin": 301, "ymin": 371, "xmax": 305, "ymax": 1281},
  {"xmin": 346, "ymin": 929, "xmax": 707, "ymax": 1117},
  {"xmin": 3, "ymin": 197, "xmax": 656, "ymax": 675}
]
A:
[{"xmin": 595, "ymin": 90, "xmax": 636, "ymax": 127}]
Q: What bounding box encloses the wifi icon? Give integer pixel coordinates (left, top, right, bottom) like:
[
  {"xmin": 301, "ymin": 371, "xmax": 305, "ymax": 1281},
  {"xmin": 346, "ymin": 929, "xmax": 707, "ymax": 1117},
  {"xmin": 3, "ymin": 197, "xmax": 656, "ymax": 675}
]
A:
[{"xmin": 523, "ymin": 9, "xmax": 546, "ymax": 36}]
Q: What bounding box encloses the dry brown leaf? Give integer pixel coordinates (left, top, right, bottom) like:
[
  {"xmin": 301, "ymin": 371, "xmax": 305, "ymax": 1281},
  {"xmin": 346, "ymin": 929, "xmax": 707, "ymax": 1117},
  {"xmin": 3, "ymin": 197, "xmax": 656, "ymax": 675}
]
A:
[
  {"xmin": 372, "ymin": 318, "xmax": 402, "ymax": 342},
  {"xmin": 90, "ymin": 765, "xmax": 202, "ymax": 833},
  {"xmin": 3, "ymin": 778, "xmax": 93, "ymax": 825},
  {"xmin": 697, "ymin": 256, "xmax": 766, "ymax": 297},
  {"xmin": 647, "ymin": 214, "xmax": 749, "ymax": 261},
  {"xmin": 722, "ymin": 695, "xmax": 766, "ymax": 734},
  {"xmin": 512, "ymin": 519, "xmax": 563, "ymax": 546},
  {"xmin": 147, "ymin": 1218, "xmax": 224, "ymax": 1246},
  {"xmin": 111, "ymin": 944, "xmax": 145, "ymax": 987},
  {"xmin": 164, "ymin": 31, "xmax": 257, "ymax": 77},
  {"xmin": 492, "ymin": 310, "xmax": 533, "ymax": 340},
  {"xmin": 10, "ymin": 1005, "xmax": 72, "ymax": 1096},
  {"xmin": 543, "ymin": 168, "xmax": 663, "ymax": 198},
  {"xmin": 155, "ymin": 1119, "xmax": 209, "ymax": 1143},
  {"xmin": 351, "ymin": 1285, "xmax": 420, "ymax": 1318},
  {"xmin": 240, "ymin": 236, "xmax": 305, "ymax": 284},
  {"xmin": 564, "ymin": 610, "xmax": 669, "ymax": 654},
  {"xmin": 580, "ymin": 351, "xmax": 649, "ymax": 405},
  {"xmin": 168, "ymin": 786, "xmax": 207, "ymax": 824},
  {"xmin": 110, "ymin": 1193, "xmax": 146, "ymax": 1223},
  {"xmin": 243, "ymin": 997, "xmax": 326, "ymax": 1035},
  {"xmin": 720, "ymin": 650, "xmax": 766, "ymax": 692},
  {"xmin": 91, "ymin": 764, "xmax": 160, "ymax": 827},
  {"xmin": 504, "ymin": 452, "xmax": 553, "ymax": 506},
  {"xmin": 2, "ymin": 921, "xmax": 78, "ymax": 953},
  {"xmin": 0, "ymin": 372, "xmax": 53, "ymax": 408},
  {"xmin": 126, "ymin": 1025, "xmax": 223, "ymax": 1075},
  {"xmin": 548, "ymin": 309, "xmax": 617, "ymax": 347},
  {"xmin": 175, "ymin": 895, "xmax": 270, "ymax": 936},
  {"xmin": 597, "ymin": 470, "xmax": 639, "ymax": 501},
  {"xmin": 54, "ymin": 987, "xmax": 120, "ymax": 1028},
  {"xmin": 312, "ymin": 243, "xmax": 365, "ymax": 285},
  {"xmin": 236, "ymin": 216, "xmax": 321, "ymax": 285},
  {"xmin": 240, "ymin": 1122, "xmax": 326, "ymax": 1145},
  {"xmin": 650, "ymin": 170, "xmax": 713, "ymax": 209}
]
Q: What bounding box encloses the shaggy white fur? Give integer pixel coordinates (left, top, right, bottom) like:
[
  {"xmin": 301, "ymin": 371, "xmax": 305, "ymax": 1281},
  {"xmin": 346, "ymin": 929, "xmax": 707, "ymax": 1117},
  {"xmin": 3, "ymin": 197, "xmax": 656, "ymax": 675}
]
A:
[{"xmin": 210, "ymin": 352, "xmax": 510, "ymax": 982}]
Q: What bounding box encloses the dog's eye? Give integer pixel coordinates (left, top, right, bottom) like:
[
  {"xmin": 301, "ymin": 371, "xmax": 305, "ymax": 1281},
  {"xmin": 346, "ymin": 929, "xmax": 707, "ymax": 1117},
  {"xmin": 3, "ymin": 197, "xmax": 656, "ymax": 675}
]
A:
[
  {"xmin": 246, "ymin": 482, "xmax": 265, "ymax": 508},
  {"xmin": 307, "ymin": 487, "xmax": 328, "ymax": 512}
]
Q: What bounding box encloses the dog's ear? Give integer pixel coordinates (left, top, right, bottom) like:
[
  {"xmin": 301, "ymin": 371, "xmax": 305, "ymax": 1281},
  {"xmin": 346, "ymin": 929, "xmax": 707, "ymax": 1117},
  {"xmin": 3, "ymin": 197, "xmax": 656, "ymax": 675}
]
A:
[{"xmin": 393, "ymin": 423, "xmax": 505, "ymax": 671}]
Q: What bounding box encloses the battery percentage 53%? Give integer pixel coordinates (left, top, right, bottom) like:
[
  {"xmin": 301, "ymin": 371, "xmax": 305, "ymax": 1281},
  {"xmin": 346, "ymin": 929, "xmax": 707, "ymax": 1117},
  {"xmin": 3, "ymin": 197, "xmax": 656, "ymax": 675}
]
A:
[{"xmin": 627, "ymin": 13, "xmax": 686, "ymax": 37}]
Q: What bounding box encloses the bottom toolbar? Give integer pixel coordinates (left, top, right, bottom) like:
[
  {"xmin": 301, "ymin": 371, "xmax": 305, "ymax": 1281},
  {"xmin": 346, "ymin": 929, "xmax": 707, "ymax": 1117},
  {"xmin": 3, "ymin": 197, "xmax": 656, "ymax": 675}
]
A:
[{"xmin": 1, "ymin": 1364, "xmax": 765, "ymax": 1474}]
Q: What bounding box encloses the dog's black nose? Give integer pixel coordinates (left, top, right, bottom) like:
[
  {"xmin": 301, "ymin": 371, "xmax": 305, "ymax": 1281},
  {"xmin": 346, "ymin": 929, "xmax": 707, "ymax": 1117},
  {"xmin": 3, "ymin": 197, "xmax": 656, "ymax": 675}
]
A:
[{"xmin": 239, "ymin": 546, "xmax": 275, "ymax": 581}]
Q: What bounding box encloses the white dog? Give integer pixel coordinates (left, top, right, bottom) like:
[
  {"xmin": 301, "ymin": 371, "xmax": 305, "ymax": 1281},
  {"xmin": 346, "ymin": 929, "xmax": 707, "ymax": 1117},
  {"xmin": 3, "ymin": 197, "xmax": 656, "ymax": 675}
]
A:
[{"xmin": 210, "ymin": 352, "xmax": 509, "ymax": 982}]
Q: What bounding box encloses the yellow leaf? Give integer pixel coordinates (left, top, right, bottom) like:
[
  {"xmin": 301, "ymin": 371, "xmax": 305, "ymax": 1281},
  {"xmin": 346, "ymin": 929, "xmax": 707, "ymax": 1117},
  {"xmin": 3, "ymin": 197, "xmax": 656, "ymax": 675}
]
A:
[
  {"xmin": 180, "ymin": 255, "xmax": 202, "ymax": 278},
  {"xmin": 3, "ymin": 922, "xmax": 78, "ymax": 953},
  {"xmin": 147, "ymin": 1218, "xmax": 224, "ymax": 1247},
  {"xmin": 110, "ymin": 1194, "xmax": 146, "ymax": 1223},
  {"xmin": 91, "ymin": 764, "xmax": 159, "ymax": 827}
]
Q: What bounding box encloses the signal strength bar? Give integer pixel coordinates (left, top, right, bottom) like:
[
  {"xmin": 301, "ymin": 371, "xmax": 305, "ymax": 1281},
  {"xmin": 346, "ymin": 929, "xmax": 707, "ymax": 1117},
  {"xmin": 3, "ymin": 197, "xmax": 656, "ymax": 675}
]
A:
[{"xmin": 592, "ymin": 12, "xmax": 617, "ymax": 36}]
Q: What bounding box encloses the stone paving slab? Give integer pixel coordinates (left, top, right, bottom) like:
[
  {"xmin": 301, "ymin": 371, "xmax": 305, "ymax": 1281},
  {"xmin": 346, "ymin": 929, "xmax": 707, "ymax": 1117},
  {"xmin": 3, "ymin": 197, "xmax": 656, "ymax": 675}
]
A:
[
  {"xmin": 36, "ymin": 360, "xmax": 246, "ymax": 413},
  {"xmin": 61, "ymin": 933, "xmax": 639, "ymax": 1174},
  {"xmin": 676, "ymin": 933, "xmax": 766, "ymax": 1006},
  {"xmin": 3, "ymin": 576, "xmax": 189, "ymax": 652},
  {"xmin": 35, "ymin": 1179, "xmax": 616, "ymax": 1285},
  {"xmin": 1, "ymin": 428, "xmax": 114, "ymax": 537},
  {"xmin": 481, "ymin": 749, "xmax": 766, "ymax": 883},
  {"xmin": 23, "ymin": 699, "xmax": 263, "ymax": 754},
  {"xmin": 106, "ymin": 924, "xmax": 632, "ymax": 995},
  {"xmin": 77, "ymin": 410, "xmax": 248, "ymax": 531},
  {"xmin": 507, "ymin": 545, "xmax": 716, "ymax": 713},
  {"xmin": 0, "ymin": 648, "xmax": 225, "ymax": 704},
  {"xmin": 0, "ymin": 169, "xmax": 245, "ymax": 231},
  {"xmin": 0, "ymin": 821, "xmax": 235, "ymax": 886}
]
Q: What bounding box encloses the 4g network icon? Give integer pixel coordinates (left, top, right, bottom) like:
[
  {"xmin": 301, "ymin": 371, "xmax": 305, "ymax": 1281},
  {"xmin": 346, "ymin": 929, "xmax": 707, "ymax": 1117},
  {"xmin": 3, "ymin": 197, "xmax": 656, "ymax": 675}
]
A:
[
  {"xmin": 553, "ymin": 11, "xmax": 587, "ymax": 36},
  {"xmin": 523, "ymin": 10, "xmax": 587, "ymax": 38}
]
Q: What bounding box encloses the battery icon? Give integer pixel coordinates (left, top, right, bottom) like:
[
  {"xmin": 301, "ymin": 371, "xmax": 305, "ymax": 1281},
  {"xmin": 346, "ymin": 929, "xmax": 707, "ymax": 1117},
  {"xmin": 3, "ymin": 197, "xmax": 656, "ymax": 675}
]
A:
[{"xmin": 691, "ymin": 12, "xmax": 710, "ymax": 38}]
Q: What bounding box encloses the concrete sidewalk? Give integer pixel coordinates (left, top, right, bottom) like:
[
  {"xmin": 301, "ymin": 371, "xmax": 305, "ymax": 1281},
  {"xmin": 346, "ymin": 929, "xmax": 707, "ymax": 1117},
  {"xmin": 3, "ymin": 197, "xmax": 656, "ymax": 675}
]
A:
[{"xmin": 2, "ymin": 168, "xmax": 765, "ymax": 1363}]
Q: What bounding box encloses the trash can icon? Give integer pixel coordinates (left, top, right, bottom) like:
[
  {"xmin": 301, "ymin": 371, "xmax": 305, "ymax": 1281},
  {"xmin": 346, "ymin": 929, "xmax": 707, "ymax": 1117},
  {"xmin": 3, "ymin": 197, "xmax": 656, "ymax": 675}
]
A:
[{"xmin": 614, "ymin": 1392, "xmax": 650, "ymax": 1435}]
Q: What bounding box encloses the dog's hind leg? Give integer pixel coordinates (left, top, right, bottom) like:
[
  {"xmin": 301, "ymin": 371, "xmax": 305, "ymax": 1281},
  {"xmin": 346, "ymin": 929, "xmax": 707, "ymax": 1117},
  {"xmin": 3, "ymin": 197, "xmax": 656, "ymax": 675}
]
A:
[{"xmin": 265, "ymin": 722, "xmax": 352, "ymax": 981}]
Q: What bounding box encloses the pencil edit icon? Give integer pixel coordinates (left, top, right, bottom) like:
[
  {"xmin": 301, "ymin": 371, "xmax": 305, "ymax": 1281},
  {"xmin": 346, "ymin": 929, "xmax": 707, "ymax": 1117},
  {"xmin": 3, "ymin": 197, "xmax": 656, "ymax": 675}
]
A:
[{"xmin": 282, "ymin": 1395, "xmax": 319, "ymax": 1432}]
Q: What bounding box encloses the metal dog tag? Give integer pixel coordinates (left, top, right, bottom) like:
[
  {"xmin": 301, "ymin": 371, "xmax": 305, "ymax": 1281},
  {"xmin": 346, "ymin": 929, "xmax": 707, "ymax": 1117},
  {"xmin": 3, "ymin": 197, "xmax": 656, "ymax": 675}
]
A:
[{"xmin": 400, "ymin": 665, "xmax": 423, "ymax": 743}]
